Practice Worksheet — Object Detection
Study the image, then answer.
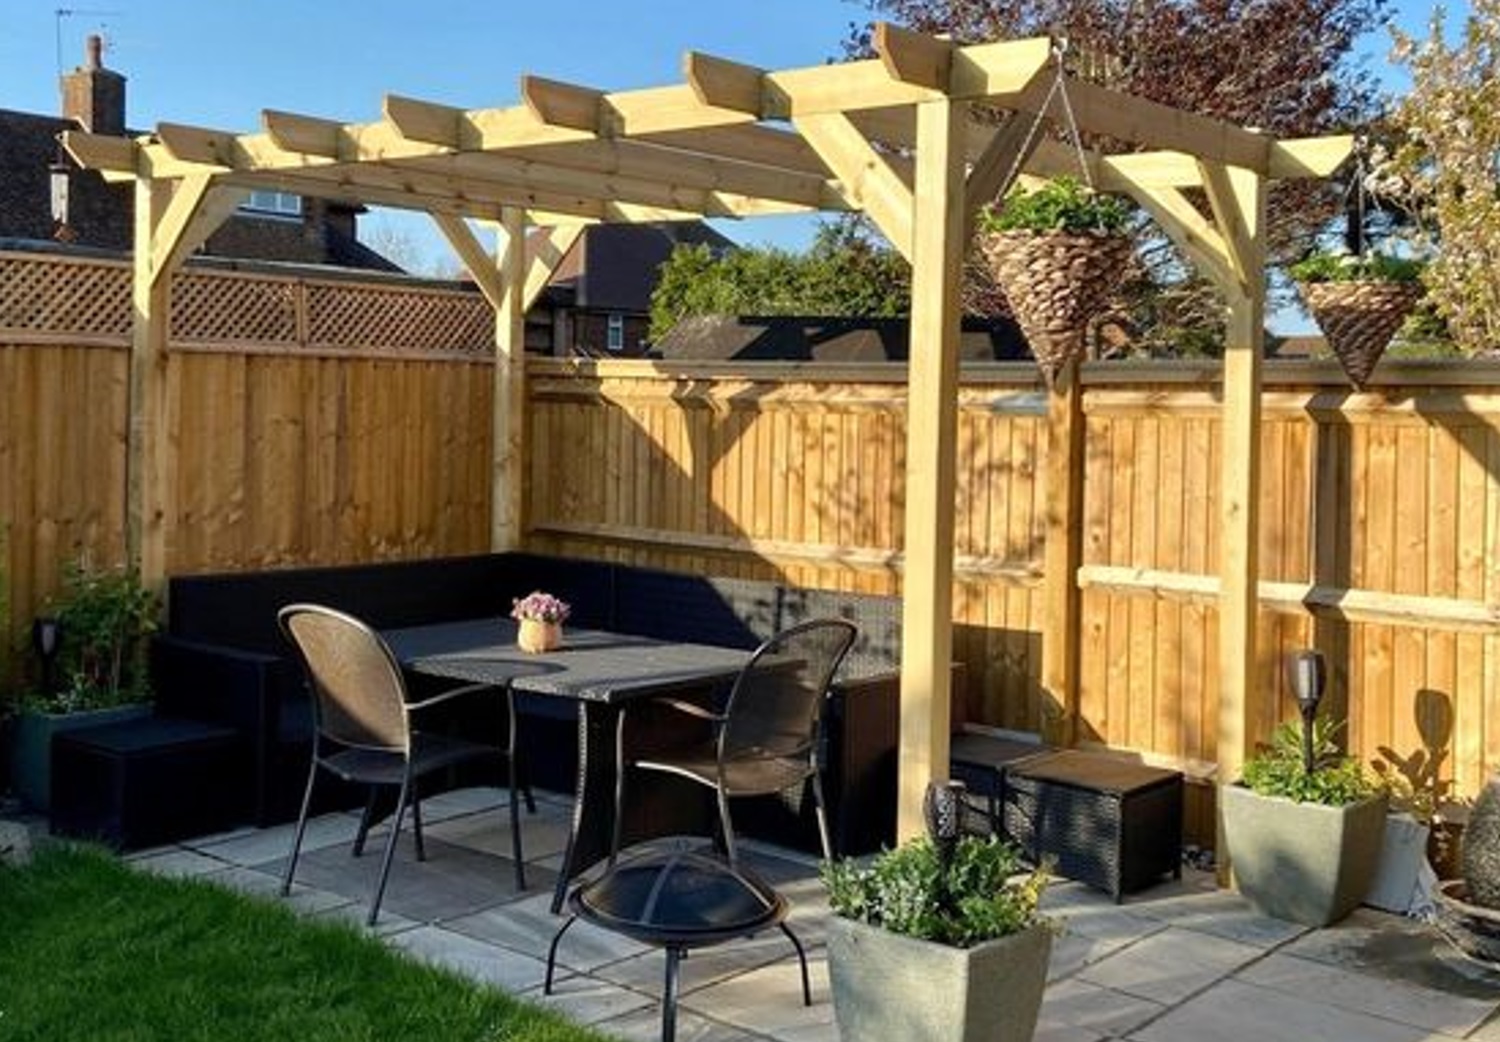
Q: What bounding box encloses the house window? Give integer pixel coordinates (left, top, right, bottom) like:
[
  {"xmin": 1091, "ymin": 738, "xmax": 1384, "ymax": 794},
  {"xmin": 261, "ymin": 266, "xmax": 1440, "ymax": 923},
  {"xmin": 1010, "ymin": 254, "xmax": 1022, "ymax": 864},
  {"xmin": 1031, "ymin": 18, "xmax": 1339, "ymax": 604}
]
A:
[
  {"xmin": 606, "ymin": 314, "xmax": 625, "ymax": 352},
  {"xmin": 240, "ymin": 190, "xmax": 303, "ymax": 217}
]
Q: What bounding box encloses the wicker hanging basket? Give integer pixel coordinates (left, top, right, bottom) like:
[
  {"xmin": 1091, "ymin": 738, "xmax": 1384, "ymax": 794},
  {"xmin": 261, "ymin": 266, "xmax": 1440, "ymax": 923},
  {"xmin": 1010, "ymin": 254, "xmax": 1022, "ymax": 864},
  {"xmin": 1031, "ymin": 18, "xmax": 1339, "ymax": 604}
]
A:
[
  {"xmin": 1300, "ymin": 280, "xmax": 1423, "ymax": 391},
  {"xmin": 981, "ymin": 230, "xmax": 1132, "ymax": 387}
]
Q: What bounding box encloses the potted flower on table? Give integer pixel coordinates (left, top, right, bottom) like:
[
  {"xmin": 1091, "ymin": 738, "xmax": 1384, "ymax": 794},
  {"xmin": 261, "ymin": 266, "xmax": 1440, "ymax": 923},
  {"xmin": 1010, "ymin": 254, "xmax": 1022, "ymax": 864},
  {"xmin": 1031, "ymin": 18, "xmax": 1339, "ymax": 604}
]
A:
[{"xmin": 511, "ymin": 591, "xmax": 570, "ymax": 654}]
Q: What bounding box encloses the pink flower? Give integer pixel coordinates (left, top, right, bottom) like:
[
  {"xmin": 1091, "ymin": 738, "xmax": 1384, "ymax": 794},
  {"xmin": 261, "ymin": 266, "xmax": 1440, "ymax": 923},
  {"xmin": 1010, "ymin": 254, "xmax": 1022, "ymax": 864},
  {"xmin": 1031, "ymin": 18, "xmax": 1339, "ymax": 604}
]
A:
[{"xmin": 511, "ymin": 591, "xmax": 571, "ymax": 624}]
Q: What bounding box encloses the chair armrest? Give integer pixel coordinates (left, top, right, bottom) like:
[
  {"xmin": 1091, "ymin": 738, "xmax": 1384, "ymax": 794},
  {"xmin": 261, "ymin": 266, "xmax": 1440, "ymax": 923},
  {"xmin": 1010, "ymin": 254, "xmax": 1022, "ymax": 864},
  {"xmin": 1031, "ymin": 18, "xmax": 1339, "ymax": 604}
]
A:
[
  {"xmin": 406, "ymin": 682, "xmax": 504, "ymax": 713},
  {"xmin": 637, "ymin": 696, "xmax": 724, "ymax": 723}
]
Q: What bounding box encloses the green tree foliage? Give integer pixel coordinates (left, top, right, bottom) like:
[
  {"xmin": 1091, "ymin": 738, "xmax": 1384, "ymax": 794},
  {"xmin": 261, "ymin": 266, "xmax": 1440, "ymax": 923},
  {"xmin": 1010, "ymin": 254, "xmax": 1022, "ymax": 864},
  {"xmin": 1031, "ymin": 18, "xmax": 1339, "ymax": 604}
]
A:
[
  {"xmin": 1381, "ymin": 0, "xmax": 1500, "ymax": 356},
  {"xmin": 844, "ymin": 0, "xmax": 1392, "ymax": 354},
  {"xmin": 648, "ymin": 219, "xmax": 910, "ymax": 341}
]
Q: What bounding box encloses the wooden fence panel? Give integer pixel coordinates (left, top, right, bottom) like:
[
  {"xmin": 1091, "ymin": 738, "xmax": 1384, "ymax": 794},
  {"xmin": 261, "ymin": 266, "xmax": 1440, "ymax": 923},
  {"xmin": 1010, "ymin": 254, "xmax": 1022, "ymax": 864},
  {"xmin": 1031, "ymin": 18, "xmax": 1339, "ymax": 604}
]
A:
[{"xmin": 4, "ymin": 247, "xmax": 1500, "ymax": 832}]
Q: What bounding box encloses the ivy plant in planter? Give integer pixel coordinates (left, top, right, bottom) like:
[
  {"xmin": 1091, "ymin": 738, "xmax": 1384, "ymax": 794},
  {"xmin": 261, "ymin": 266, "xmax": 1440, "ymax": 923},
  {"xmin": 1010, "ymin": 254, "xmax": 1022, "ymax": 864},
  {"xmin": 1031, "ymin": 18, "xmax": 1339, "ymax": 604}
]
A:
[
  {"xmin": 1222, "ymin": 716, "xmax": 1388, "ymax": 927},
  {"xmin": 1289, "ymin": 250, "xmax": 1426, "ymax": 390},
  {"xmin": 822, "ymin": 793, "xmax": 1054, "ymax": 1042},
  {"xmin": 976, "ymin": 176, "xmax": 1131, "ymax": 387}
]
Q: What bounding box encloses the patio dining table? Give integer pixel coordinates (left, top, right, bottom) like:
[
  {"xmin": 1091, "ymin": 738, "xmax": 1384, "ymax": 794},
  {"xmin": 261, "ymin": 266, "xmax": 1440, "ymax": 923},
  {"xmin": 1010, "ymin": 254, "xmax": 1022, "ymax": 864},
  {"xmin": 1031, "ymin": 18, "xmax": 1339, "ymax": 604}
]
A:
[{"xmin": 382, "ymin": 618, "xmax": 751, "ymax": 913}]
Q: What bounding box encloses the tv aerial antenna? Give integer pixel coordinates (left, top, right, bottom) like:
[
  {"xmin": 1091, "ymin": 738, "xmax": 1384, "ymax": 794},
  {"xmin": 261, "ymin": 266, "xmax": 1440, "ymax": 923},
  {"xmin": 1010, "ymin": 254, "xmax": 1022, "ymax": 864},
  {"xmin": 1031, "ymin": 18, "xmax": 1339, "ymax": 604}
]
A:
[{"xmin": 55, "ymin": 8, "xmax": 123, "ymax": 80}]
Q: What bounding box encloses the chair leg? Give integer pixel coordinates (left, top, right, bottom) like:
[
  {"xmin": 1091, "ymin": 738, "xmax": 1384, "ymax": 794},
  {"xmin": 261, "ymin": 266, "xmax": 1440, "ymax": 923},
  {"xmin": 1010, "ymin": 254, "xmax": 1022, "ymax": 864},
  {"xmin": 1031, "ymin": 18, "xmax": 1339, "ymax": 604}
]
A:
[
  {"xmin": 353, "ymin": 787, "xmax": 380, "ymax": 857},
  {"xmin": 280, "ymin": 759, "xmax": 320, "ymax": 897},
  {"xmin": 716, "ymin": 787, "xmax": 739, "ymax": 867},
  {"xmin": 780, "ymin": 922, "xmax": 813, "ymax": 1007},
  {"xmin": 509, "ymin": 751, "xmax": 527, "ymax": 891},
  {"xmin": 368, "ymin": 778, "xmax": 411, "ymax": 927},
  {"xmin": 411, "ymin": 790, "xmax": 426, "ymax": 863},
  {"xmin": 810, "ymin": 771, "xmax": 834, "ymax": 862},
  {"xmin": 610, "ymin": 712, "xmax": 629, "ymax": 866},
  {"xmin": 543, "ymin": 915, "xmax": 578, "ymax": 995}
]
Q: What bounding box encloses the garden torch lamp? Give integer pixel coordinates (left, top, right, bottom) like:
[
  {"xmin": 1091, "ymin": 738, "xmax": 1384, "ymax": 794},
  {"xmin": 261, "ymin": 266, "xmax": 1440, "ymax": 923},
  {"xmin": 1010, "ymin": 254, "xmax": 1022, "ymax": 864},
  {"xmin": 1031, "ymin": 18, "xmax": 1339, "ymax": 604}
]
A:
[
  {"xmin": 1289, "ymin": 648, "xmax": 1326, "ymax": 775},
  {"xmin": 32, "ymin": 616, "xmax": 61, "ymax": 697},
  {"xmin": 923, "ymin": 779, "xmax": 967, "ymax": 914}
]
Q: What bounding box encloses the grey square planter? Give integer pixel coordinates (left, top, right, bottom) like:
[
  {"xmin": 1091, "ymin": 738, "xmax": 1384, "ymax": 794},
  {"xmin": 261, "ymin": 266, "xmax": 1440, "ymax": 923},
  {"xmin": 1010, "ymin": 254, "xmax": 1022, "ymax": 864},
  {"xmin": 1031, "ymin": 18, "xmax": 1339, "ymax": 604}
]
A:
[
  {"xmin": 1221, "ymin": 783, "xmax": 1388, "ymax": 927},
  {"xmin": 8, "ymin": 705, "xmax": 151, "ymax": 812},
  {"xmin": 827, "ymin": 918, "xmax": 1052, "ymax": 1042}
]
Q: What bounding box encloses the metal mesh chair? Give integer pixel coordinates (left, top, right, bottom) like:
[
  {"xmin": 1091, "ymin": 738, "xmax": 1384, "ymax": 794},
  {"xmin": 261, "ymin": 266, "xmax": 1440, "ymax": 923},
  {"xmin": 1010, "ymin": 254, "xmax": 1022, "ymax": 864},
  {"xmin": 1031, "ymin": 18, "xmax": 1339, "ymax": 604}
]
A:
[
  {"xmin": 277, "ymin": 603, "xmax": 527, "ymax": 925},
  {"xmin": 612, "ymin": 618, "xmax": 857, "ymax": 865}
]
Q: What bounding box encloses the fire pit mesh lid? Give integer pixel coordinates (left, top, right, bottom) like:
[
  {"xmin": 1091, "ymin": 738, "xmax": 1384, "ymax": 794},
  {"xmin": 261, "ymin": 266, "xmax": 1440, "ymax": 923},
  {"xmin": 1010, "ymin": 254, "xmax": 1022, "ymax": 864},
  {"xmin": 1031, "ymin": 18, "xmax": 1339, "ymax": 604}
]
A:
[{"xmin": 571, "ymin": 846, "xmax": 786, "ymax": 944}]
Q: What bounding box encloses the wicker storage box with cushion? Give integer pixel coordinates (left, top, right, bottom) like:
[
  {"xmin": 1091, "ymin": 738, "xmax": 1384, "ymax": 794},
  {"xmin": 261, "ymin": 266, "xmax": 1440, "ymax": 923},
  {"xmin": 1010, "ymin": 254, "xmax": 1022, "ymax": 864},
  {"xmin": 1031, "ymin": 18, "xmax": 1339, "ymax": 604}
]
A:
[{"xmin": 1002, "ymin": 750, "xmax": 1183, "ymax": 901}]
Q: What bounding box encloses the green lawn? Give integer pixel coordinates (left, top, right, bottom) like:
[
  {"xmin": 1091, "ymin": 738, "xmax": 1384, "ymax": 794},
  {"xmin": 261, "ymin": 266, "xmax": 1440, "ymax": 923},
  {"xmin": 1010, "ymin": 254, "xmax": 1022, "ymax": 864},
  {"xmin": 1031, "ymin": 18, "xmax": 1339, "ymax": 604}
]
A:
[{"xmin": 0, "ymin": 843, "xmax": 610, "ymax": 1042}]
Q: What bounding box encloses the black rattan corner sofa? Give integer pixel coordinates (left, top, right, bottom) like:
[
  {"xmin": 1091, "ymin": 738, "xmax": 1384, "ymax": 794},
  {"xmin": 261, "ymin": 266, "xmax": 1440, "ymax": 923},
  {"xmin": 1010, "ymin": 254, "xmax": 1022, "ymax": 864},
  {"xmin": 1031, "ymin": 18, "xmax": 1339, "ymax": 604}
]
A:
[{"xmin": 139, "ymin": 551, "xmax": 936, "ymax": 855}]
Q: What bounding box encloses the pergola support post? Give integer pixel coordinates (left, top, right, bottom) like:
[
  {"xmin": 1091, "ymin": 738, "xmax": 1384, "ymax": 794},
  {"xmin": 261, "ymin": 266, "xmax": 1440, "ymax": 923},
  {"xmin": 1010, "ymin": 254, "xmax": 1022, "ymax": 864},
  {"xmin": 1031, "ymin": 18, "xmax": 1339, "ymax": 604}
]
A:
[
  {"xmin": 896, "ymin": 96, "xmax": 968, "ymax": 840},
  {"xmin": 127, "ymin": 173, "xmax": 226, "ymax": 588},
  {"xmin": 1041, "ymin": 359, "xmax": 1085, "ymax": 747},
  {"xmin": 1208, "ymin": 166, "xmax": 1267, "ymax": 880},
  {"xmin": 491, "ymin": 208, "xmax": 529, "ymax": 551}
]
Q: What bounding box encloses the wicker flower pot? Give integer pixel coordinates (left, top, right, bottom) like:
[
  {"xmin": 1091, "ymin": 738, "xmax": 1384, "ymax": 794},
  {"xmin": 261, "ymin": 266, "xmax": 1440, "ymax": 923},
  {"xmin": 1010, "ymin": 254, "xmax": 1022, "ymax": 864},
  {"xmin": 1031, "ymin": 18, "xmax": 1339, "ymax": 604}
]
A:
[
  {"xmin": 981, "ymin": 230, "xmax": 1131, "ymax": 387},
  {"xmin": 516, "ymin": 618, "xmax": 563, "ymax": 653},
  {"xmin": 1300, "ymin": 280, "xmax": 1422, "ymax": 391}
]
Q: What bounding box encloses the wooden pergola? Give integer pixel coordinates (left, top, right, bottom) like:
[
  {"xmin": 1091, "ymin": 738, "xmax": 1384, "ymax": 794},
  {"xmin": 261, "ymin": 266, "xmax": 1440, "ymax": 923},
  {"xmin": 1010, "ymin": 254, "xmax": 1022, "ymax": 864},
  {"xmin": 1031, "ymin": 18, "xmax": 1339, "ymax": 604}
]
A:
[{"xmin": 64, "ymin": 24, "xmax": 1352, "ymax": 842}]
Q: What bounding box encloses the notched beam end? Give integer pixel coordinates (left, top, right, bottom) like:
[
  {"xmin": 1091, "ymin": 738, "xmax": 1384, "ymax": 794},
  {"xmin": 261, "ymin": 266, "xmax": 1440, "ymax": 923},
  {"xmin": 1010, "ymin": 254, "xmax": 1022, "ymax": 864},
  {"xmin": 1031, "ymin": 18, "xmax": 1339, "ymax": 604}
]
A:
[
  {"xmin": 59, "ymin": 129, "xmax": 137, "ymax": 175},
  {"xmin": 873, "ymin": 21, "xmax": 953, "ymax": 91},
  {"xmin": 521, "ymin": 75, "xmax": 604, "ymax": 133},
  {"xmin": 383, "ymin": 93, "xmax": 464, "ymax": 148},
  {"xmin": 683, "ymin": 51, "xmax": 765, "ymax": 114},
  {"xmin": 155, "ymin": 121, "xmax": 236, "ymax": 167}
]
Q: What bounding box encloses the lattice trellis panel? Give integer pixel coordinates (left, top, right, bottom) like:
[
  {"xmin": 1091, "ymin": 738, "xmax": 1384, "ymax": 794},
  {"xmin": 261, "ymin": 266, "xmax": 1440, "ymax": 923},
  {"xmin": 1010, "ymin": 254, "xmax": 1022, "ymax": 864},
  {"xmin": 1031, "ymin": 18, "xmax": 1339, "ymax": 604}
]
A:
[
  {"xmin": 307, "ymin": 282, "xmax": 492, "ymax": 354},
  {"xmin": 0, "ymin": 254, "xmax": 132, "ymax": 338},
  {"xmin": 172, "ymin": 271, "xmax": 299, "ymax": 345}
]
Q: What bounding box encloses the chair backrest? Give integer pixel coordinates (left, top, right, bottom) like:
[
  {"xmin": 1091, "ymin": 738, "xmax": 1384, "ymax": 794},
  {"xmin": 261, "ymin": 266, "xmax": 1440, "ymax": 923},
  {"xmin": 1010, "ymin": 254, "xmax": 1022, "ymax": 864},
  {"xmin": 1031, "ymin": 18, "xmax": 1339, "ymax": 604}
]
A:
[
  {"xmin": 720, "ymin": 619, "xmax": 857, "ymax": 763},
  {"xmin": 277, "ymin": 603, "xmax": 410, "ymax": 753}
]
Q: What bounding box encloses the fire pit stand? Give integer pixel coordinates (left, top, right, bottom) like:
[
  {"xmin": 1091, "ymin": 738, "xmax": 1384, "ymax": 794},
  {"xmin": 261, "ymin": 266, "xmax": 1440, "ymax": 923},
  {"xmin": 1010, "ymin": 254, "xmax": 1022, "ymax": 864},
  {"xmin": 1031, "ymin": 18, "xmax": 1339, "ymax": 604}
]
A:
[{"xmin": 544, "ymin": 844, "xmax": 811, "ymax": 1042}]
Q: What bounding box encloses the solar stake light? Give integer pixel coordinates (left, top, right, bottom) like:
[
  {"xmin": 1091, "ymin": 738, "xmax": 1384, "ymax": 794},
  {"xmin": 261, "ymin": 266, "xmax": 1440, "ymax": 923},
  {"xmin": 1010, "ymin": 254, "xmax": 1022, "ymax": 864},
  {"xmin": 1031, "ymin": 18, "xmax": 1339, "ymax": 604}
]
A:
[
  {"xmin": 1288, "ymin": 648, "xmax": 1326, "ymax": 775},
  {"xmin": 32, "ymin": 616, "xmax": 61, "ymax": 697},
  {"xmin": 923, "ymin": 778, "xmax": 968, "ymax": 914}
]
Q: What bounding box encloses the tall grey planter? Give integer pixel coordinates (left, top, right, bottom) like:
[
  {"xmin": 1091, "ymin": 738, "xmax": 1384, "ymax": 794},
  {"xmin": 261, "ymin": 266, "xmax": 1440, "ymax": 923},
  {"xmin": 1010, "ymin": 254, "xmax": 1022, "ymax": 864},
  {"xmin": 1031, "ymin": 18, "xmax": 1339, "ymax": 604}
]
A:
[
  {"xmin": 8, "ymin": 705, "xmax": 150, "ymax": 812},
  {"xmin": 1220, "ymin": 783, "xmax": 1388, "ymax": 927},
  {"xmin": 827, "ymin": 918, "xmax": 1052, "ymax": 1042}
]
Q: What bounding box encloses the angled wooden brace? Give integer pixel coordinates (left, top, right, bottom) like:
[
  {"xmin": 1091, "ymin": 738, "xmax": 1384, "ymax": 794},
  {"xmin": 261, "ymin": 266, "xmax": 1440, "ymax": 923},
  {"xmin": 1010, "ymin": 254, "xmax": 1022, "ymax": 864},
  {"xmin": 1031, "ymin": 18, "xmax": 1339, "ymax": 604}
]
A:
[{"xmin": 794, "ymin": 113, "xmax": 914, "ymax": 261}]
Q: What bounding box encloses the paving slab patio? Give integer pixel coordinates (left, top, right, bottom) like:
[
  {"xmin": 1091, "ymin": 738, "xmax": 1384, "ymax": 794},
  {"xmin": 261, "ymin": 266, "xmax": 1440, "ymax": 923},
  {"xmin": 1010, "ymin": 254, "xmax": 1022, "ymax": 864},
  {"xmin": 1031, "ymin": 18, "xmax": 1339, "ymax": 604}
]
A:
[{"xmin": 44, "ymin": 785, "xmax": 1500, "ymax": 1041}]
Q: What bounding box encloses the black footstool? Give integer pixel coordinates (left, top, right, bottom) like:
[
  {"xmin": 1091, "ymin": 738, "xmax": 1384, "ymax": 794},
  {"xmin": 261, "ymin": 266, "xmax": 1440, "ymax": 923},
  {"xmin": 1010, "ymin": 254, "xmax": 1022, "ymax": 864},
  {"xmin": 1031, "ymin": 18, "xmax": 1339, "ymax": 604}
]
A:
[
  {"xmin": 1003, "ymin": 750, "xmax": 1183, "ymax": 901},
  {"xmin": 545, "ymin": 846, "xmax": 811, "ymax": 1042},
  {"xmin": 51, "ymin": 716, "xmax": 245, "ymax": 851},
  {"xmin": 949, "ymin": 732, "xmax": 1052, "ymax": 836}
]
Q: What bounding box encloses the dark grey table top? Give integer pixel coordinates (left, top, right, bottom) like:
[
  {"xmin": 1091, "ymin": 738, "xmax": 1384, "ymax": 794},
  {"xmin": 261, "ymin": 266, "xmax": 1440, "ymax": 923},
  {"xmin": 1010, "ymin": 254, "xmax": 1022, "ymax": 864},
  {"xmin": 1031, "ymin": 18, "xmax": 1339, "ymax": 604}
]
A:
[{"xmin": 383, "ymin": 618, "xmax": 750, "ymax": 704}]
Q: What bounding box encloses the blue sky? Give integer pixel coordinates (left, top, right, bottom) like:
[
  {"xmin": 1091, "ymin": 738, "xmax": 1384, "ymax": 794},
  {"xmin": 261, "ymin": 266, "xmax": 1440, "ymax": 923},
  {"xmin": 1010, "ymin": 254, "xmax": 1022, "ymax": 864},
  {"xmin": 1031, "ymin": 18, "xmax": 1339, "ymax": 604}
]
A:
[{"xmin": 0, "ymin": 1, "xmax": 1470, "ymax": 327}]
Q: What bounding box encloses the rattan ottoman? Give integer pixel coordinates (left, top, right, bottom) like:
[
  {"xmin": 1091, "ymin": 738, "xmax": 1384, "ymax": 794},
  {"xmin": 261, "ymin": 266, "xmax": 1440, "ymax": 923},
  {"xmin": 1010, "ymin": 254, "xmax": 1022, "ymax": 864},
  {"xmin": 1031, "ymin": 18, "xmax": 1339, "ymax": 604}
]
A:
[
  {"xmin": 1002, "ymin": 750, "xmax": 1183, "ymax": 901},
  {"xmin": 51, "ymin": 716, "xmax": 244, "ymax": 851},
  {"xmin": 949, "ymin": 732, "xmax": 1051, "ymax": 836}
]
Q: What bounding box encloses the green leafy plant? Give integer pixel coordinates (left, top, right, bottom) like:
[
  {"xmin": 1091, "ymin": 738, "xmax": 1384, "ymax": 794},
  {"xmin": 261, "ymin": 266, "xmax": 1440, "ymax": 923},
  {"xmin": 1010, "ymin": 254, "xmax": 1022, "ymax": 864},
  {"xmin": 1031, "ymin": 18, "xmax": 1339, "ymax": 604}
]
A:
[
  {"xmin": 821, "ymin": 834, "xmax": 1049, "ymax": 948},
  {"xmin": 1288, "ymin": 251, "xmax": 1424, "ymax": 284},
  {"xmin": 976, "ymin": 177, "xmax": 1129, "ymax": 235},
  {"xmin": 1242, "ymin": 717, "xmax": 1382, "ymax": 806},
  {"xmin": 29, "ymin": 561, "xmax": 160, "ymax": 713}
]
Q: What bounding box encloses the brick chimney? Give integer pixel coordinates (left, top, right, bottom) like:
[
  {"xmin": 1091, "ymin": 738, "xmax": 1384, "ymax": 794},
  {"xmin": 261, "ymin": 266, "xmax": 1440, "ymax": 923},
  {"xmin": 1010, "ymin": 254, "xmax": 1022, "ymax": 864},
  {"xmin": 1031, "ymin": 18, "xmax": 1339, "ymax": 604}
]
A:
[{"xmin": 60, "ymin": 34, "xmax": 125, "ymax": 135}]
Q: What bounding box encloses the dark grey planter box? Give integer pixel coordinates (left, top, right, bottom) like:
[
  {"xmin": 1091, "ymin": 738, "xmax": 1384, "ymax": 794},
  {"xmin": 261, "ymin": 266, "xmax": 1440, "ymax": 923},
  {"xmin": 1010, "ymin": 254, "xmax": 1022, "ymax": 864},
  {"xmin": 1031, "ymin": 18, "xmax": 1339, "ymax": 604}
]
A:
[
  {"xmin": 1221, "ymin": 783, "xmax": 1388, "ymax": 927},
  {"xmin": 8, "ymin": 705, "xmax": 151, "ymax": 813}
]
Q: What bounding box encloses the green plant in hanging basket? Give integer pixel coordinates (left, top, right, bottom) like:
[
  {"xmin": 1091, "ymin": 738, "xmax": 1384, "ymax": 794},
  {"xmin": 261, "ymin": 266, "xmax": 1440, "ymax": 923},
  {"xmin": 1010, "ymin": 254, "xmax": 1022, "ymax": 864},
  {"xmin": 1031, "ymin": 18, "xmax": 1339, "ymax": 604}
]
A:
[
  {"xmin": 1290, "ymin": 249, "xmax": 1427, "ymax": 390},
  {"xmin": 1289, "ymin": 251, "xmax": 1424, "ymax": 285},
  {"xmin": 976, "ymin": 176, "xmax": 1130, "ymax": 235},
  {"xmin": 977, "ymin": 177, "xmax": 1132, "ymax": 387}
]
